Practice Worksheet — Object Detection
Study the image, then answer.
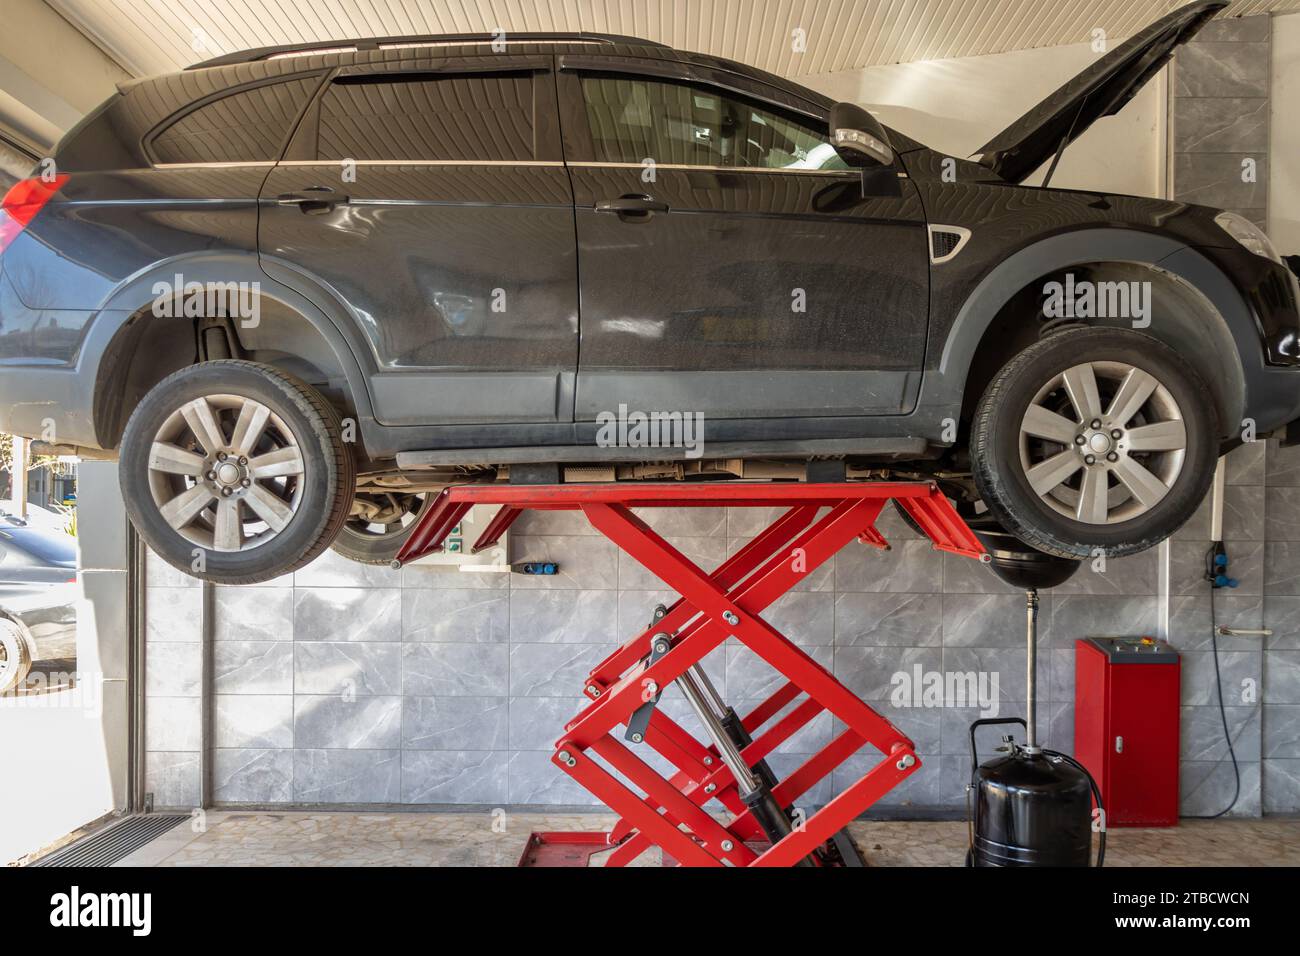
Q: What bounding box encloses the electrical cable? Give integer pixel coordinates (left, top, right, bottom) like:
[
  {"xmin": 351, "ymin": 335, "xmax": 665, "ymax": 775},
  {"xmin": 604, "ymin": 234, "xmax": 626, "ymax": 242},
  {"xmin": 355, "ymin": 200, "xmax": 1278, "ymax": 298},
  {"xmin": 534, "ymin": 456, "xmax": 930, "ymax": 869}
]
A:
[{"xmin": 1185, "ymin": 579, "xmax": 1243, "ymax": 820}]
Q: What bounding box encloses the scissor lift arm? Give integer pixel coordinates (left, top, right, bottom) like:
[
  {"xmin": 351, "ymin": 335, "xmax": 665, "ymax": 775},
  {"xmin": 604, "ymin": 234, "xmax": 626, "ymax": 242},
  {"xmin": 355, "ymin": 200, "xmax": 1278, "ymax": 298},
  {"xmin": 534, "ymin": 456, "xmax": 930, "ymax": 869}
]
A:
[{"xmin": 396, "ymin": 482, "xmax": 987, "ymax": 867}]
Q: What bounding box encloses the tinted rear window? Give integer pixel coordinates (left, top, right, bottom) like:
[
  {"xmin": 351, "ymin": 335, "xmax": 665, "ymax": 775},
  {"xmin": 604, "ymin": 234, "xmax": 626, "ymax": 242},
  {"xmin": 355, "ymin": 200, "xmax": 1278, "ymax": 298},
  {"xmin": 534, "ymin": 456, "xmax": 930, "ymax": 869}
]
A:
[
  {"xmin": 151, "ymin": 76, "xmax": 319, "ymax": 164},
  {"xmin": 315, "ymin": 73, "xmax": 535, "ymax": 162}
]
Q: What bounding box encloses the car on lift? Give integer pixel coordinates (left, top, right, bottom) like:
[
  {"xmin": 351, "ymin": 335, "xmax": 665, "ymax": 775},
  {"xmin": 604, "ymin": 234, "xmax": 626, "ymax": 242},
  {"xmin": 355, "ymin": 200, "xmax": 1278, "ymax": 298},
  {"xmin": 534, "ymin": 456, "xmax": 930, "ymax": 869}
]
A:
[{"xmin": 1, "ymin": 0, "xmax": 1298, "ymax": 584}]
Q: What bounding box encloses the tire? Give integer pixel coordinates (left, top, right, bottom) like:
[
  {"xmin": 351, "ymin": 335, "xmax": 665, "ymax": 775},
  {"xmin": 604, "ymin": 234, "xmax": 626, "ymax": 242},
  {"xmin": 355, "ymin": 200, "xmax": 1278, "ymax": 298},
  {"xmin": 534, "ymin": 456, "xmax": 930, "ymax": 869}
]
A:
[
  {"xmin": 120, "ymin": 360, "xmax": 356, "ymax": 585},
  {"xmin": 891, "ymin": 499, "xmax": 928, "ymax": 538},
  {"xmin": 332, "ymin": 491, "xmax": 436, "ymax": 566},
  {"xmin": 0, "ymin": 618, "xmax": 33, "ymax": 694},
  {"xmin": 970, "ymin": 327, "xmax": 1218, "ymax": 559}
]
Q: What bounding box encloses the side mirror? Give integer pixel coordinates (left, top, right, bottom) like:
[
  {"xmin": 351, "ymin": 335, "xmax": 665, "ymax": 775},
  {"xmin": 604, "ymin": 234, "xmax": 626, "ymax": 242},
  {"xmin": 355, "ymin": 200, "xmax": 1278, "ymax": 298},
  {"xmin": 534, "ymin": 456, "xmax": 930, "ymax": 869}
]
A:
[{"xmin": 829, "ymin": 102, "xmax": 894, "ymax": 168}]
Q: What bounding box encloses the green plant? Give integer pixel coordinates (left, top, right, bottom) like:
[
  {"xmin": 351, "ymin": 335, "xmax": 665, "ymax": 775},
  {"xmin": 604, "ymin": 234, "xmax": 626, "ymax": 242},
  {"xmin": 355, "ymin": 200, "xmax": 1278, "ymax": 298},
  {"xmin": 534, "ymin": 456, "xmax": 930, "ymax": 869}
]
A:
[
  {"xmin": 0, "ymin": 432, "xmax": 61, "ymax": 480},
  {"xmin": 51, "ymin": 502, "xmax": 77, "ymax": 538}
]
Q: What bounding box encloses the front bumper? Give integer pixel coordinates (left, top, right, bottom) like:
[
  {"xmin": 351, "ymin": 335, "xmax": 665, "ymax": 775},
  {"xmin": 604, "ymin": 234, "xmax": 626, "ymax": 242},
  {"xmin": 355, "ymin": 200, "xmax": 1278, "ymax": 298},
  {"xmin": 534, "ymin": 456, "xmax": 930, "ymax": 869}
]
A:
[
  {"xmin": 1261, "ymin": 260, "xmax": 1300, "ymax": 365},
  {"xmin": 1250, "ymin": 256, "xmax": 1300, "ymax": 435},
  {"xmin": 1238, "ymin": 252, "xmax": 1300, "ymax": 367},
  {"xmin": 1171, "ymin": 242, "xmax": 1300, "ymax": 438}
]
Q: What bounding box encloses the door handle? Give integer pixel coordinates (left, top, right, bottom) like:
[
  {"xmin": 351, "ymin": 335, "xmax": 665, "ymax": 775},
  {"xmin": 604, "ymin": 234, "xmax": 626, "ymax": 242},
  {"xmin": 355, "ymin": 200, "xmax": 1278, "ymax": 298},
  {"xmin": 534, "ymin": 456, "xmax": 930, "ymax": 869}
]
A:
[
  {"xmin": 1115, "ymin": 735, "xmax": 1124, "ymax": 754},
  {"xmin": 595, "ymin": 194, "xmax": 669, "ymax": 218},
  {"xmin": 276, "ymin": 188, "xmax": 349, "ymax": 215}
]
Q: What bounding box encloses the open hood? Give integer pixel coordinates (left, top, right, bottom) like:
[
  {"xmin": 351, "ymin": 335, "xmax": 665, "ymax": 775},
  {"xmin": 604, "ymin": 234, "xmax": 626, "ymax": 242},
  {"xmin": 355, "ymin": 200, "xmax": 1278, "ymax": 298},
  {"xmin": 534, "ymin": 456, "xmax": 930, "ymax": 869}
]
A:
[{"xmin": 973, "ymin": 0, "xmax": 1227, "ymax": 184}]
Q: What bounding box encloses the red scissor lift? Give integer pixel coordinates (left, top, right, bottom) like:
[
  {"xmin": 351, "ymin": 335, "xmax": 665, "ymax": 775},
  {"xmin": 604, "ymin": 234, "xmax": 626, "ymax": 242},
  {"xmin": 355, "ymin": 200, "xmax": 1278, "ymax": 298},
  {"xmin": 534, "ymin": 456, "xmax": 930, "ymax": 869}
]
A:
[{"xmin": 396, "ymin": 482, "xmax": 986, "ymax": 867}]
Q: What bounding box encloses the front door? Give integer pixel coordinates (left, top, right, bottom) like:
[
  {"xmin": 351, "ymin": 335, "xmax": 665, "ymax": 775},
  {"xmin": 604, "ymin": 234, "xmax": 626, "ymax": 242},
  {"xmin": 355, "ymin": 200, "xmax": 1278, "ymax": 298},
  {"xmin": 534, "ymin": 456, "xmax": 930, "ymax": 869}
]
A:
[
  {"xmin": 259, "ymin": 58, "xmax": 578, "ymax": 428},
  {"xmin": 559, "ymin": 62, "xmax": 930, "ymax": 429}
]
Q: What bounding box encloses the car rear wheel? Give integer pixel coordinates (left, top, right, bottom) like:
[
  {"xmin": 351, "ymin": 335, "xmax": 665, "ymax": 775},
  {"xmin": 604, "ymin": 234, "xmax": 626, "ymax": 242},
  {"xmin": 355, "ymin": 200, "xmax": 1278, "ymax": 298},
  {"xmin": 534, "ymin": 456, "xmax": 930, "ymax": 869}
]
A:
[
  {"xmin": 120, "ymin": 360, "xmax": 355, "ymax": 584},
  {"xmin": 332, "ymin": 491, "xmax": 436, "ymax": 566},
  {"xmin": 0, "ymin": 618, "xmax": 33, "ymax": 694},
  {"xmin": 970, "ymin": 327, "xmax": 1218, "ymax": 559}
]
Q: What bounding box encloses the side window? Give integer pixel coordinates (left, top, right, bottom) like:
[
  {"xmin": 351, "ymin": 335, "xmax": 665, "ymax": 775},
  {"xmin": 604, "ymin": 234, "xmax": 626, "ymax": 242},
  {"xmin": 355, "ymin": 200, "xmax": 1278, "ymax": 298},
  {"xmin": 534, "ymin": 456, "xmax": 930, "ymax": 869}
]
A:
[
  {"xmin": 151, "ymin": 77, "xmax": 319, "ymax": 164},
  {"xmin": 579, "ymin": 75, "xmax": 848, "ymax": 172},
  {"xmin": 316, "ymin": 73, "xmax": 536, "ymax": 162}
]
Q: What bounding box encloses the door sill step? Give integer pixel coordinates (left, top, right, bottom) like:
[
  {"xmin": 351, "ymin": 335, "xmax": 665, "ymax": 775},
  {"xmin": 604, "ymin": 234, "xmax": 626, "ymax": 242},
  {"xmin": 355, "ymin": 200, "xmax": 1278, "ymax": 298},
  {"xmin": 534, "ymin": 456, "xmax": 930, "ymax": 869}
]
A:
[{"xmin": 396, "ymin": 437, "xmax": 927, "ymax": 469}]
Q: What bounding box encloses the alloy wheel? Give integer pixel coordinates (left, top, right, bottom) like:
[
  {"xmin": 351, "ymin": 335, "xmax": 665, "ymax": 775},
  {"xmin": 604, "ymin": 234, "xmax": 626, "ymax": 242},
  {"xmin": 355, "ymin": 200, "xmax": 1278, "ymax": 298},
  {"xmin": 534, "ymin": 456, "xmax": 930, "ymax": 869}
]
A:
[
  {"xmin": 146, "ymin": 394, "xmax": 306, "ymax": 552},
  {"xmin": 1018, "ymin": 361, "xmax": 1187, "ymax": 525}
]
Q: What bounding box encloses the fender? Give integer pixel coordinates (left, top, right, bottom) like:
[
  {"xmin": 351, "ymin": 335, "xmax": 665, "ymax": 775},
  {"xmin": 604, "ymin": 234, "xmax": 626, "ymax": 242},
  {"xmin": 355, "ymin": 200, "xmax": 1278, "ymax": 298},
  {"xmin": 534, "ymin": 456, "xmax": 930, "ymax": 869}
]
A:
[
  {"xmin": 920, "ymin": 228, "xmax": 1255, "ymax": 437},
  {"xmin": 86, "ymin": 251, "xmax": 377, "ymax": 447}
]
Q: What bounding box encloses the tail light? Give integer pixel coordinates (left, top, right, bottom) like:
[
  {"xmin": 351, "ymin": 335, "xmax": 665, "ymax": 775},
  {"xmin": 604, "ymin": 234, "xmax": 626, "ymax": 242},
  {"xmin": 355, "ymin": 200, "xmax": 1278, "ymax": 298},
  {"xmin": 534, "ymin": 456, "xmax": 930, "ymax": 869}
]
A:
[{"xmin": 0, "ymin": 174, "xmax": 69, "ymax": 256}]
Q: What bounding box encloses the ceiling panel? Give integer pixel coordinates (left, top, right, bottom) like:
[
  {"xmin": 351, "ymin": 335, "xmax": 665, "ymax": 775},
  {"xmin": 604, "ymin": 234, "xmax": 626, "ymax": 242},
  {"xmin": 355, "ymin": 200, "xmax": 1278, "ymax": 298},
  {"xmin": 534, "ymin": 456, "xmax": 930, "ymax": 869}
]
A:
[{"xmin": 47, "ymin": 0, "xmax": 1300, "ymax": 80}]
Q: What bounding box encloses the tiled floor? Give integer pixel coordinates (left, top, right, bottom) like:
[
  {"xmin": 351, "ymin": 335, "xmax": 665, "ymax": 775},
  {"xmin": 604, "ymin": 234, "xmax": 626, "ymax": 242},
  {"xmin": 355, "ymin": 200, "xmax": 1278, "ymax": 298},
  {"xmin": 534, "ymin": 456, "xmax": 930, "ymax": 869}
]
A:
[
  {"xmin": 850, "ymin": 819, "xmax": 1300, "ymax": 867},
  {"xmin": 111, "ymin": 811, "xmax": 1300, "ymax": 867}
]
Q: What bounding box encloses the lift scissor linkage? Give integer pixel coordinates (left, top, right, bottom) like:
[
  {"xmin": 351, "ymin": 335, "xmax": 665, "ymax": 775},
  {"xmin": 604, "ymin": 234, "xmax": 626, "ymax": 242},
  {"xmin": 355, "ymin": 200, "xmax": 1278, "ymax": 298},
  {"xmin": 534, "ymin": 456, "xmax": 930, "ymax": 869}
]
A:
[{"xmin": 396, "ymin": 482, "xmax": 987, "ymax": 867}]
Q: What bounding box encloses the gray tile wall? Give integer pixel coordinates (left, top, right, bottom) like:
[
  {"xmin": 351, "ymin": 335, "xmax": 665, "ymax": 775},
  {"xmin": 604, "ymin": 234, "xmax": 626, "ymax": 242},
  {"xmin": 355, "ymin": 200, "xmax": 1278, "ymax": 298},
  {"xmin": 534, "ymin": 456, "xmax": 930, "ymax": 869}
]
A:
[
  {"xmin": 1168, "ymin": 13, "xmax": 1290, "ymax": 815},
  {"xmin": 1173, "ymin": 15, "xmax": 1271, "ymax": 228},
  {"xmin": 1171, "ymin": 444, "xmax": 1265, "ymax": 816},
  {"xmin": 1262, "ymin": 442, "xmax": 1300, "ymax": 812},
  {"xmin": 142, "ymin": 439, "xmax": 1299, "ymax": 815}
]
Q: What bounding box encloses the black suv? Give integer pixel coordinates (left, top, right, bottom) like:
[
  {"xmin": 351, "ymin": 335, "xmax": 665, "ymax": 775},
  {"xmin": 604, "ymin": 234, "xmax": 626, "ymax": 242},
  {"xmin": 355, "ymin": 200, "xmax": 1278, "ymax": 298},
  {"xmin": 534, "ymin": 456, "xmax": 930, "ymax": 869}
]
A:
[{"xmin": 2, "ymin": 1, "xmax": 1298, "ymax": 583}]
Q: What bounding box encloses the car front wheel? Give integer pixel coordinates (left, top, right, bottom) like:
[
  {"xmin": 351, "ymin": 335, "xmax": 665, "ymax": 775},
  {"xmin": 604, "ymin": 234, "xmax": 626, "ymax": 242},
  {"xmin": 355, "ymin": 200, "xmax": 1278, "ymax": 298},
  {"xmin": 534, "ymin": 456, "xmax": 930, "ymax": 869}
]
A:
[
  {"xmin": 970, "ymin": 327, "xmax": 1218, "ymax": 559},
  {"xmin": 120, "ymin": 361, "xmax": 355, "ymax": 584}
]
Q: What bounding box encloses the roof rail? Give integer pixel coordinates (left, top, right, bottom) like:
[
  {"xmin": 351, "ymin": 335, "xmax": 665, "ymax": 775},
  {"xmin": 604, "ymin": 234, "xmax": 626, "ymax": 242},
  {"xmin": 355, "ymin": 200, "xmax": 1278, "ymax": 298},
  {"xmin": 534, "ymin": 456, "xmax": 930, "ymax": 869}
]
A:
[{"xmin": 187, "ymin": 32, "xmax": 669, "ymax": 70}]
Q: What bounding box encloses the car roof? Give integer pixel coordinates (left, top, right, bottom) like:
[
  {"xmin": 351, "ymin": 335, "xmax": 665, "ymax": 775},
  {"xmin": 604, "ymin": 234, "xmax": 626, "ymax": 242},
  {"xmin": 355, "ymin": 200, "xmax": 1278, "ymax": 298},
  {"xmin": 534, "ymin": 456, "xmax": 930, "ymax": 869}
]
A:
[
  {"xmin": 139, "ymin": 34, "xmax": 834, "ymax": 115},
  {"xmin": 187, "ymin": 32, "xmax": 673, "ymax": 68}
]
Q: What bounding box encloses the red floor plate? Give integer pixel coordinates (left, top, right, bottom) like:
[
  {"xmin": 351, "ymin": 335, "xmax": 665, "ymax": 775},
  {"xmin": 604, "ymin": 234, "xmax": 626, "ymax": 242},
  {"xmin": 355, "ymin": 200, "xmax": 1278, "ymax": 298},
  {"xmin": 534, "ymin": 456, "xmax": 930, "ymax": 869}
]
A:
[{"xmin": 517, "ymin": 832, "xmax": 616, "ymax": 867}]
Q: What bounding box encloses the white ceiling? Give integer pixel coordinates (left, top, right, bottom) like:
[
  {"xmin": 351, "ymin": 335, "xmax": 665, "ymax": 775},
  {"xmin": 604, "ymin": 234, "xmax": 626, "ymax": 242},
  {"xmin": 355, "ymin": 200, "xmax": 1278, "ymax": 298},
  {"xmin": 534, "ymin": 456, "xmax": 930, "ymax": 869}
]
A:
[{"xmin": 48, "ymin": 0, "xmax": 1300, "ymax": 80}]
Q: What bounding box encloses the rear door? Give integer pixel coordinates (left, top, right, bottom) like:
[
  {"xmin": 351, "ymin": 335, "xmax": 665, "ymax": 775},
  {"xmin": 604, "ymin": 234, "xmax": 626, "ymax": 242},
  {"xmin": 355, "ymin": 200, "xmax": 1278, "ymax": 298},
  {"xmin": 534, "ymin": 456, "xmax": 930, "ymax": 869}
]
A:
[
  {"xmin": 259, "ymin": 57, "xmax": 578, "ymax": 427},
  {"xmin": 558, "ymin": 57, "xmax": 930, "ymax": 426}
]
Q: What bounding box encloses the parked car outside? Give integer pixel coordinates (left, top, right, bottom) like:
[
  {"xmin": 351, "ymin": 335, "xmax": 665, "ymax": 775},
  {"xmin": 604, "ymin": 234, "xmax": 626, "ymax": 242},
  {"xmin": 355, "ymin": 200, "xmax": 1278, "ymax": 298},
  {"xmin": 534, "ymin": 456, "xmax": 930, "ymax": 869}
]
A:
[{"xmin": 0, "ymin": 515, "xmax": 77, "ymax": 694}]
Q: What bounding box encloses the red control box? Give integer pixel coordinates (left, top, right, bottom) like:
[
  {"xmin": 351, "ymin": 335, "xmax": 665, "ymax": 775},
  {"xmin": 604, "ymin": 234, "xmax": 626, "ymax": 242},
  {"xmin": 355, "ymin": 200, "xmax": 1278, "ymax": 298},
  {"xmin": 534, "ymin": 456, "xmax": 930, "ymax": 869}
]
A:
[{"xmin": 1075, "ymin": 637, "xmax": 1181, "ymax": 827}]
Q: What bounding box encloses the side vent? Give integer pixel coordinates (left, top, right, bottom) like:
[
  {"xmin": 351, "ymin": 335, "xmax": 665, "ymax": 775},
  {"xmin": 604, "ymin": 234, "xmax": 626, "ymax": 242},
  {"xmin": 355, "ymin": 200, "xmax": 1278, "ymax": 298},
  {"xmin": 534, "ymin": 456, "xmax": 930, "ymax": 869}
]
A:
[{"xmin": 929, "ymin": 225, "xmax": 972, "ymax": 264}]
